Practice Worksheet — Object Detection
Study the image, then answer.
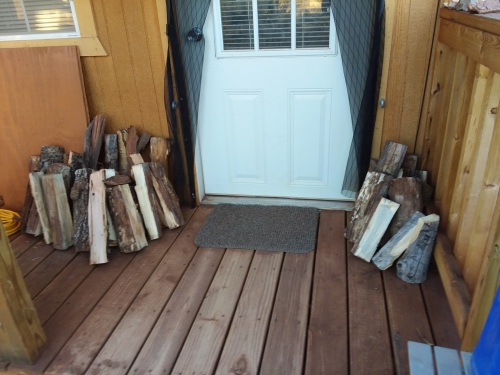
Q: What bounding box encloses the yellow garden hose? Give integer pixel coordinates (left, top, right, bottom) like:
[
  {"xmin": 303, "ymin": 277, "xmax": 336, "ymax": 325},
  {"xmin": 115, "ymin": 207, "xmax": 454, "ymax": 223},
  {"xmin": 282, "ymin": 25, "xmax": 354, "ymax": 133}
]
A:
[{"xmin": 0, "ymin": 209, "xmax": 21, "ymax": 236}]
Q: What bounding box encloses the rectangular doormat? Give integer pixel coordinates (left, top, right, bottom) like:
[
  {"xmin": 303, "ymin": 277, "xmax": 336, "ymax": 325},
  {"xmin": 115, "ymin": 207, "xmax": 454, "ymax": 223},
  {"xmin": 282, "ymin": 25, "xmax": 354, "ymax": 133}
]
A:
[{"xmin": 195, "ymin": 204, "xmax": 319, "ymax": 253}]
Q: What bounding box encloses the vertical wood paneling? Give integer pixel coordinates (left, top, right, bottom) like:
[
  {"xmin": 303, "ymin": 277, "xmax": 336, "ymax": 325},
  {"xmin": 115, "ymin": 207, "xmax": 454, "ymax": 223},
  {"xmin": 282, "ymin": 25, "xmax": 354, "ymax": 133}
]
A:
[{"xmin": 81, "ymin": 0, "xmax": 168, "ymax": 136}]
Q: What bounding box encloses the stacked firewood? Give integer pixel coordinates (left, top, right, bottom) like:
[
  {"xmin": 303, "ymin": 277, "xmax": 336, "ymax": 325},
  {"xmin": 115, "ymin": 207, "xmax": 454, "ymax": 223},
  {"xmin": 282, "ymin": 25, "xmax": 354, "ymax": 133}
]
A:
[
  {"xmin": 345, "ymin": 141, "xmax": 439, "ymax": 284},
  {"xmin": 21, "ymin": 114, "xmax": 184, "ymax": 265}
]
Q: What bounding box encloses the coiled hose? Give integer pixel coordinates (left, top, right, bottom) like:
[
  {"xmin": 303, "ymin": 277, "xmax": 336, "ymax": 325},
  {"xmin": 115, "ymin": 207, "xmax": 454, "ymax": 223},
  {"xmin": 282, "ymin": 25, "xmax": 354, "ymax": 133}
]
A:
[{"xmin": 0, "ymin": 209, "xmax": 21, "ymax": 236}]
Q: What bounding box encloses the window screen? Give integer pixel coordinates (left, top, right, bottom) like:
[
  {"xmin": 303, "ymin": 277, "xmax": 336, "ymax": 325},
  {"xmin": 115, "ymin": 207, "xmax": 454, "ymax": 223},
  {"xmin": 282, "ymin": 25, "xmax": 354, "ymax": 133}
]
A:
[
  {"xmin": 257, "ymin": 0, "xmax": 291, "ymax": 50},
  {"xmin": 0, "ymin": 0, "xmax": 77, "ymax": 37},
  {"xmin": 220, "ymin": 0, "xmax": 254, "ymax": 50}
]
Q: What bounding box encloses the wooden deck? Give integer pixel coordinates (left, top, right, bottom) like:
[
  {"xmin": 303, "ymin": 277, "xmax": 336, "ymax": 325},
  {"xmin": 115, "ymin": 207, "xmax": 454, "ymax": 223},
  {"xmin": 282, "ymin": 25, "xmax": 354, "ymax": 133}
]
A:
[{"xmin": 2, "ymin": 206, "xmax": 460, "ymax": 375}]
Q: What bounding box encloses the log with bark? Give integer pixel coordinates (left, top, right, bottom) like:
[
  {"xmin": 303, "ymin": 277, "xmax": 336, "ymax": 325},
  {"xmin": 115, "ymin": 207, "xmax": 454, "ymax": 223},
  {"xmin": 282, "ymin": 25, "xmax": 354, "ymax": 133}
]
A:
[
  {"xmin": 40, "ymin": 145, "xmax": 64, "ymax": 167},
  {"xmin": 41, "ymin": 174, "xmax": 73, "ymax": 250},
  {"xmin": 374, "ymin": 141, "xmax": 408, "ymax": 177},
  {"xmin": 107, "ymin": 184, "xmax": 148, "ymax": 253},
  {"xmin": 29, "ymin": 171, "xmax": 52, "ymax": 244},
  {"xmin": 401, "ymin": 154, "xmax": 418, "ymax": 177},
  {"xmin": 104, "ymin": 134, "xmax": 118, "ymax": 170},
  {"xmin": 150, "ymin": 162, "xmax": 184, "ymax": 228},
  {"xmin": 150, "ymin": 137, "xmax": 170, "ymax": 175},
  {"xmin": 83, "ymin": 114, "xmax": 106, "ymax": 170},
  {"xmin": 125, "ymin": 126, "xmax": 139, "ymax": 156},
  {"xmin": 345, "ymin": 171, "xmax": 392, "ymax": 243},
  {"xmin": 372, "ymin": 212, "xmax": 425, "ymax": 270},
  {"xmin": 387, "ymin": 177, "xmax": 423, "ymax": 237},
  {"xmin": 104, "ymin": 169, "xmax": 118, "ymax": 247},
  {"xmin": 88, "ymin": 170, "xmax": 108, "ymax": 264},
  {"xmin": 137, "ymin": 132, "xmax": 151, "ymax": 153},
  {"xmin": 396, "ymin": 214, "xmax": 440, "ymax": 283},
  {"xmin": 70, "ymin": 168, "xmax": 92, "ymax": 252},
  {"xmin": 352, "ymin": 196, "xmax": 400, "ymax": 262},
  {"xmin": 68, "ymin": 151, "xmax": 83, "ymax": 187},
  {"xmin": 103, "ymin": 175, "xmax": 133, "ymax": 187},
  {"xmin": 132, "ymin": 163, "xmax": 162, "ymax": 240},
  {"xmin": 117, "ymin": 129, "xmax": 129, "ymax": 174}
]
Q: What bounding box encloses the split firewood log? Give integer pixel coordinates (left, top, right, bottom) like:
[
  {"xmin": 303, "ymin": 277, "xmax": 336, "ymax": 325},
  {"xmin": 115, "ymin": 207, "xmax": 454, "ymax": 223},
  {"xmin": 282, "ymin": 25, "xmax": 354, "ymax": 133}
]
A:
[
  {"xmin": 137, "ymin": 132, "xmax": 152, "ymax": 153},
  {"xmin": 68, "ymin": 151, "xmax": 83, "ymax": 187},
  {"xmin": 103, "ymin": 175, "xmax": 133, "ymax": 187},
  {"xmin": 29, "ymin": 171, "xmax": 52, "ymax": 244},
  {"xmin": 150, "ymin": 162, "xmax": 184, "ymax": 229},
  {"xmin": 104, "ymin": 134, "xmax": 118, "ymax": 170},
  {"xmin": 352, "ymin": 196, "xmax": 400, "ymax": 262},
  {"xmin": 40, "ymin": 146, "xmax": 64, "ymax": 171},
  {"xmin": 83, "ymin": 114, "xmax": 106, "ymax": 170},
  {"xmin": 21, "ymin": 156, "xmax": 42, "ymax": 235},
  {"xmin": 104, "ymin": 169, "xmax": 118, "ymax": 247},
  {"xmin": 401, "ymin": 154, "xmax": 418, "ymax": 177},
  {"xmin": 126, "ymin": 126, "xmax": 139, "ymax": 156},
  {"xmin": 41, "ymin": 174, "xmax": 73, "ymax": 250},
  {"xmin": 88, "ymin": 170, "xmax": 108, "ymax": 264},
  {"xmin": 387, "ymin": 177, "xmax": 423, "ymax": 237},
  {"xmin": 374, "ymin": 141, "xmax": 408, "ymax": 177},
  {"xmin": 70, "ymin": 168, "xmax": 93, "ymax": 252},
  {"xmin": 46, "ymin": 163, "xmax": 71, "ymax": 194},
  {"xmin": 107, "ymin": 184, "xmax": 148, "ymax": 253},
  {"xmin": 117, "ymin": 129, "xmax": 129, "ymax": 174},
  {"xmin": 150, "ymin": 137, "xmax": 170, "ymax": 175}
]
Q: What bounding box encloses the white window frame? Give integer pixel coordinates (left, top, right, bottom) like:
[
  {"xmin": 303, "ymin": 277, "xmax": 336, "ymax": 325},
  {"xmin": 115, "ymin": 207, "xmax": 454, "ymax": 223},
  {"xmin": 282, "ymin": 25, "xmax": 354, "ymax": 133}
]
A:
[
  {"xmin": 213, "ymin": 0, "xmax": 338, "ymax": 58},
  {"xmin": 0, "ymin": 0, "xmax": 81, "ymax": 42}
]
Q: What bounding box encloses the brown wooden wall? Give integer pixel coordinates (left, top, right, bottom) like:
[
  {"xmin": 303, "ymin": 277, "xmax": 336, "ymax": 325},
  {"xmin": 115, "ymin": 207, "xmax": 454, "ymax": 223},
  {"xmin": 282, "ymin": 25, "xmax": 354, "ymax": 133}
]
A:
[
  {"xmin": 415, "ymin": 9, "xmax": 500, "ymax": 351},
  {"xmin": 81, "ymin": 0, "xmax": 169, "ymax": 137}
]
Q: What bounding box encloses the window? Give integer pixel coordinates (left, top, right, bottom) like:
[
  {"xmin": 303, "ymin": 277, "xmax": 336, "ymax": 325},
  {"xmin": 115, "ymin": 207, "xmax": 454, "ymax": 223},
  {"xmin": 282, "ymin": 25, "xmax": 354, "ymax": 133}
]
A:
[
  {"xmin": 215, "ymin": 0, "xmax": 336, "ymax": 57},
  {"xmin": 0, "ymin": 0, "xmax": 105, "ymax": 57},
  {"xmin": 0, "ymin": 0, "xmax": 79, "ymax": 41}
]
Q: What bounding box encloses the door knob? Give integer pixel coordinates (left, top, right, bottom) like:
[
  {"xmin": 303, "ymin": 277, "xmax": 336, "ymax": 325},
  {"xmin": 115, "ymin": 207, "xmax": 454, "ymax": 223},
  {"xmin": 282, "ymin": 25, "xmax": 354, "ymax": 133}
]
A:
[{"xmin": 187, "ymin": 27, "xmax": 203, "ymax": 42}]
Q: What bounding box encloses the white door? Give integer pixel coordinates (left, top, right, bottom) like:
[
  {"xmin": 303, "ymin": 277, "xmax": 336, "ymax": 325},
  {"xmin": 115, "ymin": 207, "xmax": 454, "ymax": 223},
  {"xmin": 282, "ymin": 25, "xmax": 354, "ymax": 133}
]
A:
[{"xmin": 197, "ymin": 0, "xmax": 353, "ymax": 200}]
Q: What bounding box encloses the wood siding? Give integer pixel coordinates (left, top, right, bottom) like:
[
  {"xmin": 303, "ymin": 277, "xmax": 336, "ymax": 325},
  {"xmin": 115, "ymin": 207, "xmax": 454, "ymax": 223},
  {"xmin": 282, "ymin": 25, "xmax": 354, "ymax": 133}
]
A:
[
  {"xmin": 415, "ymin": 8, "xmax": 500, "ymax": 351},
  {"xmin": 81, "ymin": 0, "xmax": 169, "ymax": 137}
]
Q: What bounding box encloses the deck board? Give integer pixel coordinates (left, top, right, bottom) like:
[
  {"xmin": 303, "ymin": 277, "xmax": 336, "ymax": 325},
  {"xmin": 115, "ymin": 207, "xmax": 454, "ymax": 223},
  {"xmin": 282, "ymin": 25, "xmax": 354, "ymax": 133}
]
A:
[{"xmin": 3, "ymin": 207, "xmax": 460, "ymax": 375}]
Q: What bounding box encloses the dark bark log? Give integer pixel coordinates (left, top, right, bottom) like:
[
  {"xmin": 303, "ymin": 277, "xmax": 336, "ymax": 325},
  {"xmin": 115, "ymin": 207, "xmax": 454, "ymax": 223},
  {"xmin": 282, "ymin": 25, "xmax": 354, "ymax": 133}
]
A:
[
  {"xmin": 103, "ymin": 175, "xmax": 133, "ymax": 187},
  {"xmin": 41, "ymin": 174, "xmax": 73, "ymax": 250},
  {"xmin": 345, "ymin": 171, "xmax": 392, "ymax": 243},
  {"xmin": 396, "ymin": 214, "xmax": 440, "ymax": 283},
  {"xmin": 125, "ymin": 126, "xmax": 139, "ymax": 156},
  {"xmin": 402, "ymin": 154, "xmax": 418, "ymax": 177},
  {"xmin": 137, "ymin": 132, "xmax": 151, "ymax": 153},
  {"xmin": 29, "ymin": 156, "xmax": 41, "ymax": 173},
  {"xmin": 372, "ymin": 211, "xmax": 425, "ymax": 270},
  {"xmin": 149, "ymin": 162, "xmax": 184, "ymax": 228},
  {"xmin": 388, "ymin": 177, "xmax": 423, "ymax": 237},
  {"xmin": 68, "ymin": 151, "xmax": 83, "ymax": 187},
  {"xmin": 104, "ymin": 134, "xmax": 118, "ymax": 170},
  {"xmin": 107, "ymin": 184, "xmax": 148, "ymax": 253},
  {"xmin": 375, "ymin": 141, "xmax": 408, "ymax": 177},
  {"xmin": 70, "ymin": 168, "xmax": 92, "ymax": 252},
  {"xmin": 83, "ymin": 114, "xmax": 106, "ymax": 170},
  {"xmin": 40, "ymin": 146, "xmax": 64, "ymax": 170}
]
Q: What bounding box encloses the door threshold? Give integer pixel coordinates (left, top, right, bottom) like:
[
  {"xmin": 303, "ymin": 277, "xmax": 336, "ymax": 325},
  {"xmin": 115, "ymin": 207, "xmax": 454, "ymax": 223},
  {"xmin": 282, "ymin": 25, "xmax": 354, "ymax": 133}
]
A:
[{"xmin": 201, "ymin": 195, "xmax": 354, "ymax": 211}]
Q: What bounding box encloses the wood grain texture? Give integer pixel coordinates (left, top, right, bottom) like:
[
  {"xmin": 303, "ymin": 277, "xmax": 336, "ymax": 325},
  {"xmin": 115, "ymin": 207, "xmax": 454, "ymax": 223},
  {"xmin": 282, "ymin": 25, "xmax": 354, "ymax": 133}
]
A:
[
  {"xmin": 215, "ymin": 251, "xmax": 283, "ymax": 375},
  {"xmin": 260, "ymin": 252, "xmax": 314, "ymax": 375},
  {"xmin": 82, "ymin": 0, "xmax": 169, "ymax": 137},
  {"xmin": 0, "ymin": 220, "xmax": 46, "ymax": 364},
  {"xmin": 0, "ymin": 47, "xmax": 88, "ymax": 212},
  {"xmin": 130, "ymin": 248, "xmax": 225, "ymax": 375},
  {"xmin": 440, "ymin": 8, "xmax": 500, "ymax": 36},
  {"xmin": 171, "ymin": 249, "xmax": 254, "ymax": 375},
  {"xmin": 347, "ymin": 243, "xmax": 394, "ymax": 375},
  {"xmin": 305, "ymin": 211, "xmax": 348, "ymax": 375},
  {"xmin": 46, "ymin": 209, "xmax": 198, "ymax": 375}
]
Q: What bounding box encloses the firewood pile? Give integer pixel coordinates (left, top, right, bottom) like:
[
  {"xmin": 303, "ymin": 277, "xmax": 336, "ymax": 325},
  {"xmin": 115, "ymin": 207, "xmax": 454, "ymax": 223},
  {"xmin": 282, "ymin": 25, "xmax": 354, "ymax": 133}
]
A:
[
  {"xmin": 20, "ymin": 114, "xmax": 184, "ymax": 265},
  {"xmin": 346, "ymin": 141, "xmax": 439, "ymax": 284}
]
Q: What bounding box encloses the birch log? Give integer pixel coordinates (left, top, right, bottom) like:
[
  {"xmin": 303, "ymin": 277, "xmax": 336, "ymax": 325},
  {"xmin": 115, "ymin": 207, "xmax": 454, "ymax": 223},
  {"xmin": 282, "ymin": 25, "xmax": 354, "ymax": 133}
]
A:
[
  {"xmin": 107, "ymin": 184, "xmax": 148, "ymax": 253},
  {"xmin": 89, "ymin": 170, "xmax": 108, "ymax": 264},
  {"xmin": 150, "ymin": 162, "xmax": 184, "ymax": 228},
  {"xmin": 29, "ymin": 171, "xmax": 52, "ymax": 244},
  {"xmin": 374, "ymin": 141, "xmax": 408, "ymax": 177},
  {"xmin": 396, "ymin": 214, "xmax": 440, "ymax": 283},
  {"xmin": 132, "ymin": 163, "xmax": 162, "ymax": 240},
  {"xmin": 41, "ymin": 174, "xmax": 73, "ymax": 250},
  {"xmin": 345, "ymin": 171, "xmax": 392, "ymax": 243},
  {"xmin": 70, "ymin": 168, "xmax": 92, "ymax": 252},
  {"xmin": 372, "ymin": 212, "xmax": 425, "ymax": 270},
  {"xmin": 104, "ymin": 134, "xmax": 118, "ymax": 170},
  {"xmin": 352, "ymin": 196, "xmax": 400, "ymax": 262}
]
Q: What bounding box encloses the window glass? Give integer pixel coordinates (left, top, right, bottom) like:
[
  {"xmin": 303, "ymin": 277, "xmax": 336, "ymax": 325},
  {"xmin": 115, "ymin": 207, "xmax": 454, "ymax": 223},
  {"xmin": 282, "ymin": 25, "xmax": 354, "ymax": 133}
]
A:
[{"xmin": 220, "ymin": 0, "xmax": 254, "ymax": 50}]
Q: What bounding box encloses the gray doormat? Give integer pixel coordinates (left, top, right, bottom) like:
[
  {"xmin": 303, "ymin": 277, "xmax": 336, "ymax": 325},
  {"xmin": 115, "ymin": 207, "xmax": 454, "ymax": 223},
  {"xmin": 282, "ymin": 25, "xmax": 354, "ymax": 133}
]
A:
[{"xmin": 195, "ymin": 204, "xmax": 319, "ymax": 253}]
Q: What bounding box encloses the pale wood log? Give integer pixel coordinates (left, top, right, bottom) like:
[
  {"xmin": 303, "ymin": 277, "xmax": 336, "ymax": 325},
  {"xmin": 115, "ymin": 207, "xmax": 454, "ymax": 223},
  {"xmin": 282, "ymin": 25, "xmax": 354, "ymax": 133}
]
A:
[
  {"xmin": 137, "ymin": 132, "xmax": 151, "ymax": 153},
  {"xmin": 70, "ymin": 168, "xmax": 92, "ymax": 252},
  {"xmin": 104, "ymin": 134, "xmax": 118, "ymax": 170},
  {"xmin": 107, "ymin": 184, "xmax": 148, "ymax": 253},
  {"xmin": 68, "ymin": 151, "xmax": 83, "ymax": 187},
  {"xmin": 402, "ymin": 154, "xmax": 418, "ymax": 177},
  {"xmin": 373, "ymin": 212, "xmax": 425, "ymax": 270},
  {"xmin": 29, "ymin": 172, "xmax": 52, "ymax": 244},
  {"xmin": 132, "ymin": 164, "xmax": 162, "ymax": 240},
  {"xmin": 83, "ymin": 114, "xmax": 106, "ymax": 170},
  {"xmin": 388, "ymin": 177, "xmax": 423, "ymax": 236},
  {"xmin": 25, "ymin": 201, "xmax": 42, "ymax": 237},
  {"xmin": 150, "ymin": 137, "xmax": 170, "ymax": 175},
  {"xmin": 40, "ymin": 146, "xmax": 63, "ymax": 169},
  {"xmin": 21, "ymin": 157, "xmax": 42, "ymax": 235},
  {"xmin": 116, "ymin": 129, "xmax": 129, "ymax": 175},
  {"xmin": 88, "ymin": 170, "xmax": 108, "ymax": 264},
  {"xmin": 103, "ymin": 175, "xmax": 133, "ymax": 187},
  {"xmin": 345, "ymin": 171, "xmax": 392, "ymax": 243},
  {"xmin": 0, "ymin": 221, "xmax": 46, "ymax": 364},
  {"xmin": 397, "ymin": 215, "xmax": 440, "ymax": 284},
  {"xmin": 46, "ymin": 163, "xmax": 71, "ymax": 193},
  {"xmin": 375, "ymin": 141, "xmax": 408, "ymax": 177},
  {"xmin": 128, "ymin": 153, "xmax": 145, "ymax": 179},
  {"xmin": 150, "ymin": 162, "xmax": 184, "ymax": 228},
  {"xmin": 125, "ymin": 126, "xmax": 139, "ymax": 156},
  {"xmin": 41, "ymin": 174, "xmax": 73, "ymax": 250},
  {"xmin": 352, "ymin": 196, "xmax": 400, "ymax": 262}
]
